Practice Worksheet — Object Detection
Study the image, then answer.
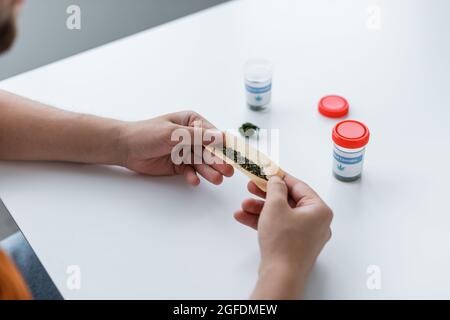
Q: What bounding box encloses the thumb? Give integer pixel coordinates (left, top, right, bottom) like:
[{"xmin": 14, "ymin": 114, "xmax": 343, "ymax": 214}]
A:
[{"xmin": 265, "ymin": 176, "xmax": 289, "ymax": 208}]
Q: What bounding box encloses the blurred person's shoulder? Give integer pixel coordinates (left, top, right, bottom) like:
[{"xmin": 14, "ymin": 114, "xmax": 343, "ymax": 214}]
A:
[{"xmin": 0, "ymin": 249, "xmax": 31, "ymax": 300}]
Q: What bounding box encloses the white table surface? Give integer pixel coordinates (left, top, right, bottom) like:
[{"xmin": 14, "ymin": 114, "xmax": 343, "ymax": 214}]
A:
[{"xmin": 1, "ymin": 0, "xmax": 450, "ymax": 299}]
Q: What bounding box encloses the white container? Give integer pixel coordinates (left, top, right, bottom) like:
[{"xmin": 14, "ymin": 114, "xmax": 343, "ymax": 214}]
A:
[
  {"xmin": 333, "ymin": 145, "xmax": 366, "ymax": 181},
  {"xmin": 244, "ymin": 59, "xmax": 272, "ymax": 111},
  {"xmin": 332, "ymin": 120, "xmax": 370, "ymax": 182}
]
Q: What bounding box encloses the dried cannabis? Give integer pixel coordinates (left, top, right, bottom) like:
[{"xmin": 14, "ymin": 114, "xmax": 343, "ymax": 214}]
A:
[
  {"xmin": 239, "ymin": 122, "xmax": 260, "ymax": 137},
  {"xmin": 222, "ymin": 146, "xmax": 267, "ymax": 180}
]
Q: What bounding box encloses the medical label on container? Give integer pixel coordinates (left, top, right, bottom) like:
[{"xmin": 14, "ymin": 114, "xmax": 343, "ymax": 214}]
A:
[
  {"xmin": 245, "ymin": 79, "xmax": 272, "ymax": 108},
  {"xmin": 332, "ymin": 145, "xmax": 366, "ymax": 179}
]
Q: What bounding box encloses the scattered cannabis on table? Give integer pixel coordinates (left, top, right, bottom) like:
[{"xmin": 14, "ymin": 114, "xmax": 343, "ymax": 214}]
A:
[
  {"xmin": 239, "ymin": 122, "xmax": 260, "ymax": 137},
  {"xmin": 222, "ymin": 146, "xmax": 268, "ymax": 180}
]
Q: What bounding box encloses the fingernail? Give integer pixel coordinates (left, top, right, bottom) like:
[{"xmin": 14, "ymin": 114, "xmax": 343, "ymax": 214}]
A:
[{"xmin": 269, "ymin": 175, "xmax": 282, "ymax": 182}]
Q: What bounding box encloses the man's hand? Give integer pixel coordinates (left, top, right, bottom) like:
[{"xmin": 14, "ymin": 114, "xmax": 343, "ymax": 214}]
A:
[
  {"xmin": 118, "ymin": 111, "xmax": 234, "ymax": 186},
  {"xmin": 234, "ymin": 174, "xmax": 333, "ymax": 299},
  {"xmin": 0, "ymin": 90, "xmax": 232, "ymax": 186}
]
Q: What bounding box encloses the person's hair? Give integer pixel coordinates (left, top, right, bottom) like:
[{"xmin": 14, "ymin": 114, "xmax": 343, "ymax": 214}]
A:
[{"xmin": 0, "ymin": 14, "xmax": 16, "ymax": 54}]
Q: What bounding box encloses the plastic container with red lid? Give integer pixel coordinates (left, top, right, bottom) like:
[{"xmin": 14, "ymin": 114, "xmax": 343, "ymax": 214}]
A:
[{"xmin": 332, "ymin": 120, "xmax": 370, "ymax": 181}]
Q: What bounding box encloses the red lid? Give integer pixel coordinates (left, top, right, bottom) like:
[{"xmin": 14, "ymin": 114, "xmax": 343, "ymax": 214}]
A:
[
  {"xmin": 318, "ymin": 95, "xmax": 349, "ymax": 118},
  {"xmin": 332, "ymin": 120, "xmax": 370, "ymax": 149}
]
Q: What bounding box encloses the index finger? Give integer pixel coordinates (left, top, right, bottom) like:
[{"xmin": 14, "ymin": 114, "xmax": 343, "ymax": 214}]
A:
[
  {"xmin": 167, "ymin": 110, "xmax": 216, "ymax": 129},
  {"xmin": 247, "ymin": 181, "xmax": 266, "ymax": 199},
  {"xmin": 169, "ymin": 111, "xmax": 227, "ymax": 152}
]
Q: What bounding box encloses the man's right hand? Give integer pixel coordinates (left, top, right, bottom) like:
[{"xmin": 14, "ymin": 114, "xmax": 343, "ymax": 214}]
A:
[{"xmin": 234, "ymin": 174, "xmax": 333, "ymax": 299}]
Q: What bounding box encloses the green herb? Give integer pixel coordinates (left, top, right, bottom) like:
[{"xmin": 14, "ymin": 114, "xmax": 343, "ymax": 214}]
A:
[
  {"xmin": 239, "ymin": 122, "xmax": 260, "ymax": 137},
  {"xmin": 222, "ymin": 146, "xmax": 267, "ymax": 180}
]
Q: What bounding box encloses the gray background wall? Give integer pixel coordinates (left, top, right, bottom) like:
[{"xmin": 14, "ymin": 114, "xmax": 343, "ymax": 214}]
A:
[
  {"xmin": 0, "ymin": 0, "xmax": 229, "ymax": 240},
  {"xmin": 0, "ymin": 0, "xmax": 228, "ymax": 80}
]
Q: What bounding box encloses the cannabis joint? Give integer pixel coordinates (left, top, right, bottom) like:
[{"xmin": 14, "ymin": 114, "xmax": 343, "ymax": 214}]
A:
[{"xmin": 222, "ymin": 146, "xmax": 267, "ymax": 180}]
